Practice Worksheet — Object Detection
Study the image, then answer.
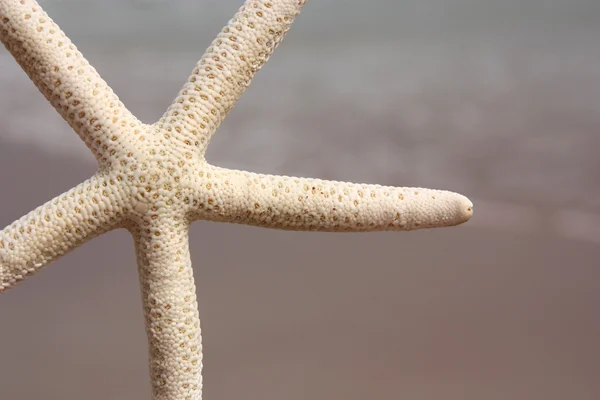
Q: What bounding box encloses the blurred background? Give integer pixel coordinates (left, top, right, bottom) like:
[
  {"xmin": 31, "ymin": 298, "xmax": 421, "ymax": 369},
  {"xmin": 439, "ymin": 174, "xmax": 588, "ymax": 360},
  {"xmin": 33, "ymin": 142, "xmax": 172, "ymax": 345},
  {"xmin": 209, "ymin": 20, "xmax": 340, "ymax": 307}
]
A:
[{"xmin": 0, "ymin": 0, "xmax": 599, "ymax": 399}]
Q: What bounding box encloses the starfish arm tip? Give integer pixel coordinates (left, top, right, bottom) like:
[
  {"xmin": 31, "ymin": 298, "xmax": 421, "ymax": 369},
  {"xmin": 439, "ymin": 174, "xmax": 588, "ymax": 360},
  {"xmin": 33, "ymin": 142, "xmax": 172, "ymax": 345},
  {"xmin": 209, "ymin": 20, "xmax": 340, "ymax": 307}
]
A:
[
  {"xmin": 457, "ymin": 193, "xmax": 474, "ymax": 223},
  {"xmin": 432, "ymin": 191, "xmax": 473, "ymax": 227},
  {"xmin": 192, "ymin": 166, "xmax": 472, "ymax": 233}
]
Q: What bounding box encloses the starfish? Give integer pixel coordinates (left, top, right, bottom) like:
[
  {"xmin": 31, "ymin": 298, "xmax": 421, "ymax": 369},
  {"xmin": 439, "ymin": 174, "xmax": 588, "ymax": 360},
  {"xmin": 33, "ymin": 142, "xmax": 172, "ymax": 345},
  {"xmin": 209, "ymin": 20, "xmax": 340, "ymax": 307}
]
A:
[{"xmin": 0, "ymin": 0, "xmax": 473, "ymax": 399}]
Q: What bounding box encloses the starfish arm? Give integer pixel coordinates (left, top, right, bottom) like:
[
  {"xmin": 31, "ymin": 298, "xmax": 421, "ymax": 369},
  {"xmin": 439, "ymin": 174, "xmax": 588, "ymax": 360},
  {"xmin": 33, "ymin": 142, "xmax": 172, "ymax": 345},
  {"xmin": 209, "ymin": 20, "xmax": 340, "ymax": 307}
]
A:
[
  {"xmin": 131, "ymin": 217, "xmax": 202, "ymax": 400},
  {"xmin": 157, "ymin": 0, "xmax": 305, "ymax": 154},
  {"xmin": 0, "ymin": 173, "xmax": 127, "ymax": 292},
  {"xmin": 0, "ymin": 0, "xmax": 143, "ymax": 164},
  {"xmin": 191, "ymin": 166, "xmax": 473, "ymax": 232}
]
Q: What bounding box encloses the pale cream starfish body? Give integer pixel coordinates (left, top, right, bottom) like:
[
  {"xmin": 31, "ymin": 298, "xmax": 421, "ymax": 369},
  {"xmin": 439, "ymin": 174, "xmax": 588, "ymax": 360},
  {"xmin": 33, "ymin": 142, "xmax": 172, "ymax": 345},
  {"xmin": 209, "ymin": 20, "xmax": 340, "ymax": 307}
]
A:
[{"xmin": 0, "ymin": 0, "xmax": 473, "ymax": 399}]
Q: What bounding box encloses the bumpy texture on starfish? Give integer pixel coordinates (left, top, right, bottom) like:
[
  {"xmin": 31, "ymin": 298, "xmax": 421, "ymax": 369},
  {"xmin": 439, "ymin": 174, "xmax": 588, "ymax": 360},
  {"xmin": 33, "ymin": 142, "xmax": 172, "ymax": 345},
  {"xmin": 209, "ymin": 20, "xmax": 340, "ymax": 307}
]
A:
[{"xmin": 0, "ymin": 0, "xmax": 473, "ymax": 399}]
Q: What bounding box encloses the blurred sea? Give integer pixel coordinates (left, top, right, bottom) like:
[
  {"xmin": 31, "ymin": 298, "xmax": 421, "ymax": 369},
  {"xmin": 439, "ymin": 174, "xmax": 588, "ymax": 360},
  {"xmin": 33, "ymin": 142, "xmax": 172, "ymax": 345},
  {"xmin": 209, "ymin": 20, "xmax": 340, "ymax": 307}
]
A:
[{"xmin": 2, "ymin": 0, "xmax": 600, "ymax": 242}]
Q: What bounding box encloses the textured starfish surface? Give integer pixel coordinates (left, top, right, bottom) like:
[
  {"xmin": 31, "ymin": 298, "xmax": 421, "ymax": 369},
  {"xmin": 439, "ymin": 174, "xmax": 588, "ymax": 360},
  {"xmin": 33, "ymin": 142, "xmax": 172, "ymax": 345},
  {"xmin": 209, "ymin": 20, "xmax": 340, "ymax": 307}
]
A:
[{"xmin": 0, "ymin": 0, "xmax": 473, "ymax": 399}]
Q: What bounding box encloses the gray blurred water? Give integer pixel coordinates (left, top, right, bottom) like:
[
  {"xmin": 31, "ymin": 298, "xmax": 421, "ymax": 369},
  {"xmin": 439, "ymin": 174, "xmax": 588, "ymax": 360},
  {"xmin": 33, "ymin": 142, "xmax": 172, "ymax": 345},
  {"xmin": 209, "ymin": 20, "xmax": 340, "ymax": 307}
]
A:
[
  {"xmin": 2, "ymin": 0, "xmax": 600, "ymax": 235},
  {"xmin": 1, "ymin": 1, "xmax": 599, "ymax": 399}
]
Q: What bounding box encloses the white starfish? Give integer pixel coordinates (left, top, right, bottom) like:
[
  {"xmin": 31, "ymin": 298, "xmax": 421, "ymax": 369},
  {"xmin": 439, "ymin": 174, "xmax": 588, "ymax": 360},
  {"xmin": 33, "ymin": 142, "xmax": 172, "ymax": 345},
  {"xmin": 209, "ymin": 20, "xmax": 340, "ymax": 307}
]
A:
[{"xmin": 0, "ymin": 0, "xmax": 473, "ymax": 399}]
